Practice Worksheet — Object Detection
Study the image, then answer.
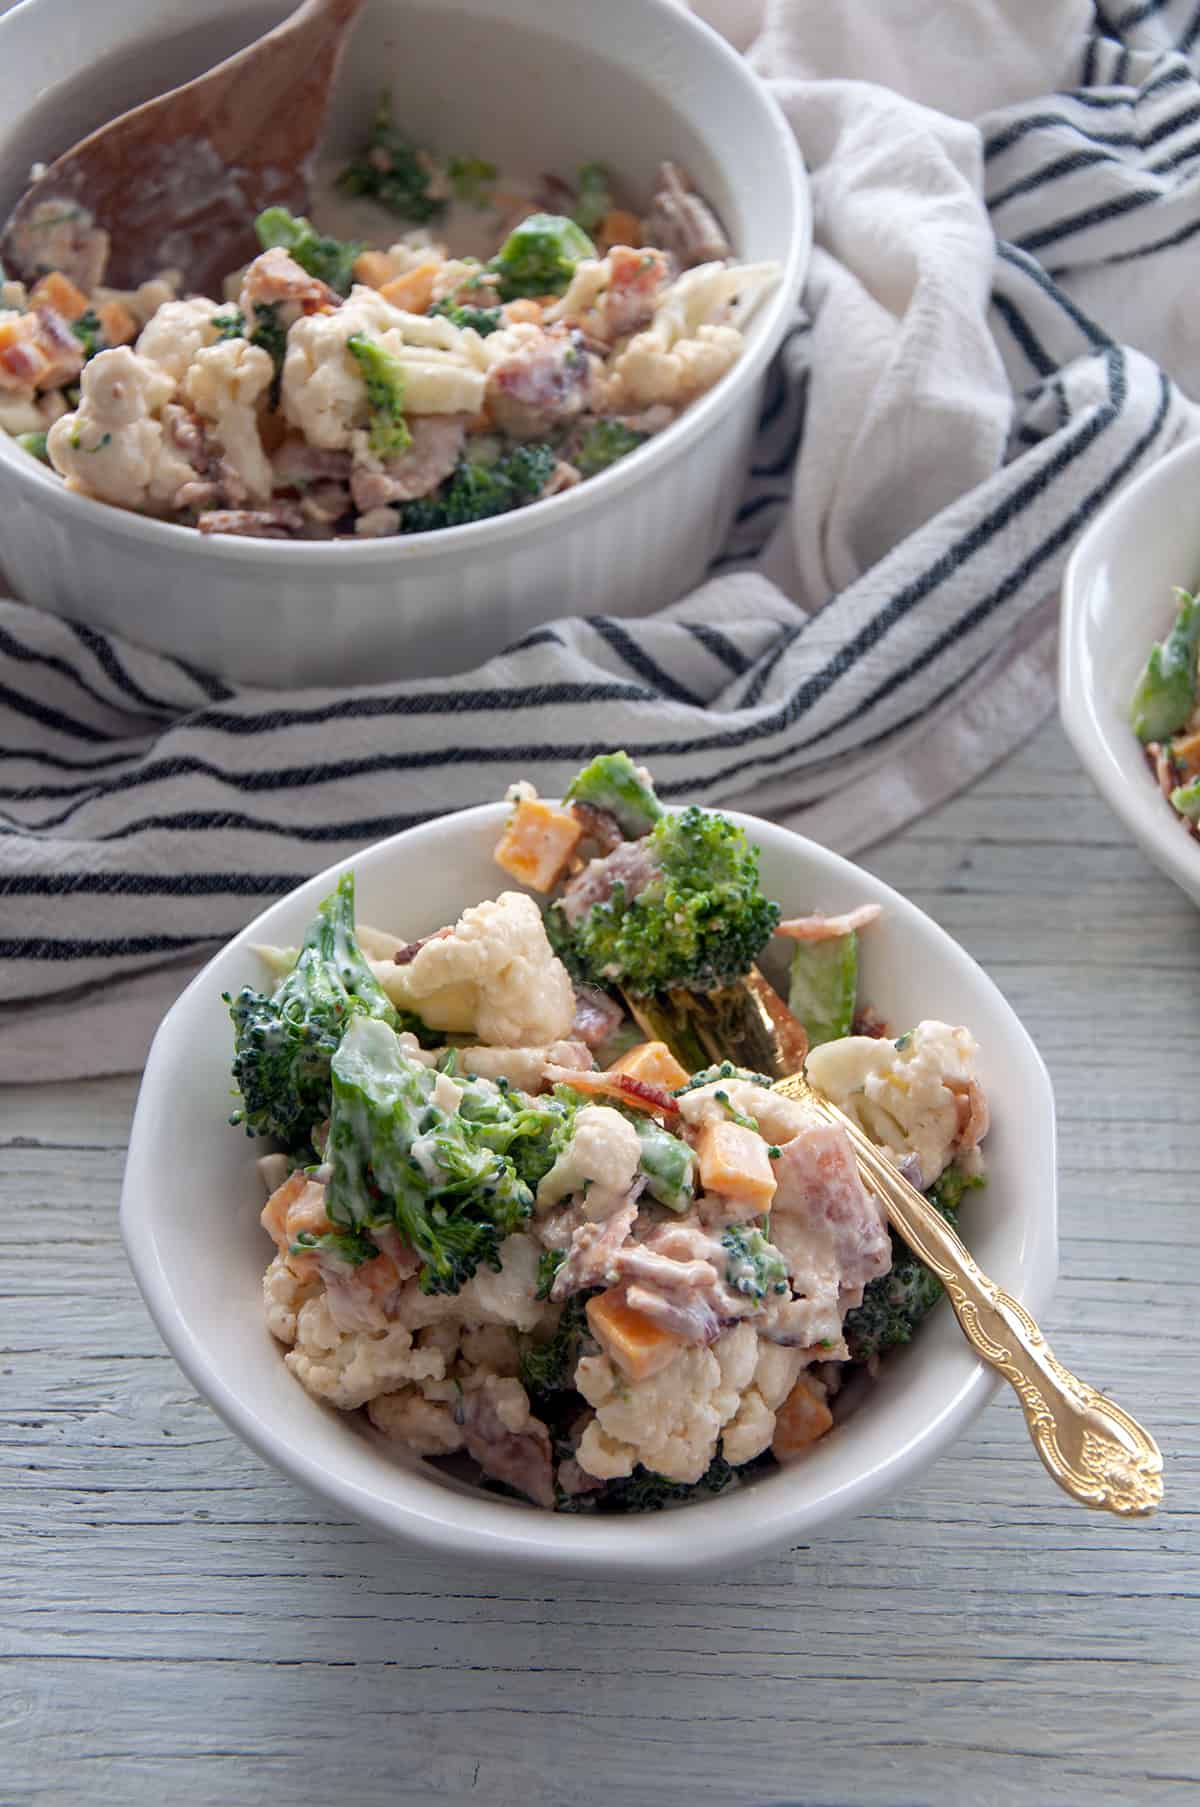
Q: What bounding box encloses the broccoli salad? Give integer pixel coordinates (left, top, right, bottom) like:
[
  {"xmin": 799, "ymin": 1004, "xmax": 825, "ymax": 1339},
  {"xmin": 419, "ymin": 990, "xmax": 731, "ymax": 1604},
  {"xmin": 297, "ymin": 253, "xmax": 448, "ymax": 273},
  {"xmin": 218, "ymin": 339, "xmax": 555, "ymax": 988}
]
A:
[
  {"xmin": 1131, "ymin": 585, "xmax": 1200, "ymax": 835},
  {"xmin": 0, "ymin": 97, "xmax": 778, "ymax": 541},
  {"xmin": 227, "ymin": 753, "xmax": 990, "ymax": 1513}
]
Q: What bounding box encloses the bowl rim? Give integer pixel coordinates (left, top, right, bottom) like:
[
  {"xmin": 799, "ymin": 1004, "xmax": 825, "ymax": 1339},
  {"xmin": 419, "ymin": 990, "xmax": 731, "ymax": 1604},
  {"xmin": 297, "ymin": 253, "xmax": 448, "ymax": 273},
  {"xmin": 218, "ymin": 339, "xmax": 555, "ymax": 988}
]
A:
[
  {"xmin": 1060, "ymin": 432, "xmax": 1200, "ymax": 904},
  {"xmin": 120, "ymin": 801, "xmax": 1058, "ymax": 1576},
  {"xmin": 0, "ymin": 0, "xmax": 810, "ymax": 564}
]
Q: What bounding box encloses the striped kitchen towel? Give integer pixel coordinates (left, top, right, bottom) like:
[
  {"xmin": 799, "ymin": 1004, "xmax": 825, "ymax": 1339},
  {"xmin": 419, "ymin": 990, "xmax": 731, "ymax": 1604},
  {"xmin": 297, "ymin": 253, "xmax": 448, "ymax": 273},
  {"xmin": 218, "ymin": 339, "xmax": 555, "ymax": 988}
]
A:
[{"xmin": 4, "ymin": 0, "xmax": 1200, "ymax": 1080}]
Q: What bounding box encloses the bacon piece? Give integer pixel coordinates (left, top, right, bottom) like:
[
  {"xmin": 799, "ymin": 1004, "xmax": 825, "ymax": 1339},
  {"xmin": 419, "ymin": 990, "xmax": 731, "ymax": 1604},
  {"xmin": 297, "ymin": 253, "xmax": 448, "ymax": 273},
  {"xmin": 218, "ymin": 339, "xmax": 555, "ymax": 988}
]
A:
[
  {"xmin": 601, "ymin": 246, "xmax": 670, "ymax": 339},
  {"xmin": 541, "ymin": 1063, "xmax": 680, "ymax": 1117},
  {"xmin": 393, "ymin": 924, "xmax": 453, "ymax": 966},
  {"xmin": 643, "ymin": 162, "xmax": 731, "ymax": 268},
  {"xmin": 460, "ymin": 1379, "xmax": 555, "ymax": 1509},
  {"xmin": 950, "ymin": 1078, "xmax": 990, "ymax": 1157},
  {"xmin": 349, "ymin": 415, "xmax": 469, "ymax": 510},
  {"xmin": 550, "ymin": 1196, "xmax": 639, "ymax": 1300},
  {"xmin": 486, "ymin": 324, "xmax": 591, "ymax": 440},
  {"xmin": 571, "ymin": 985, "xmax": 624, "ymax": 1050},
  {"xmin": 197, "ymin": 505, "xmax": 306, "ymax": 539},
  {"xmin": 776, "ymin": 904, "xmax": 882, "ymax": 941},
  {"xmin": 558, "ymin": 837, "xmax": 658, "ymax": 926},
  {"xmin": 569, "ymin": 799, "xmax": 624, "ymax": 854},
  {"xmin": 240, "ymin": 247, "xmax": 340, "ymax": 317}
]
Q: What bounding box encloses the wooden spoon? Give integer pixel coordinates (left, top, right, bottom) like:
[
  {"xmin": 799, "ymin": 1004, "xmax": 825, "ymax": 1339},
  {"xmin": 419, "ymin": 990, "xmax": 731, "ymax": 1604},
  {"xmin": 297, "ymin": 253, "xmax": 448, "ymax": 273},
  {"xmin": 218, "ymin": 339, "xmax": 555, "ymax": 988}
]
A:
[{"xmin": 0, "ymin": 0, "xmax": 368, "ymax": 299}]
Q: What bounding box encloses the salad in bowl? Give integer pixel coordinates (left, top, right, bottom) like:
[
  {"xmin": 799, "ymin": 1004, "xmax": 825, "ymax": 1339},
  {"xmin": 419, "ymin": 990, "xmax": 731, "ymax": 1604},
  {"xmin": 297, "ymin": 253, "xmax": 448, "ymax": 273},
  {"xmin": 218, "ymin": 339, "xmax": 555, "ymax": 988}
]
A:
[
  {"xmin": 226, "ymin": 754, "xmax": 991, "ymax": 1514},
  {"xmin": 0, "ymin": 98, "xmax": 777, "ymax": 544}
]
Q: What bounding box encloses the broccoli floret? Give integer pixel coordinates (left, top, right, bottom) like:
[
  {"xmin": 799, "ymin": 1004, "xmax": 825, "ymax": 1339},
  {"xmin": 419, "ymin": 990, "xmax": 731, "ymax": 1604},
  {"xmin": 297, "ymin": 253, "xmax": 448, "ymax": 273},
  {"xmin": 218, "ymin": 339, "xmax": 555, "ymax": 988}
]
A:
[
  {"xmin": 325, "ymin": 1016, "xmax": 535, "ymax": 1295},
  {"xmin": 1171, "ymin": 775, "xmax": 1200, "ymax": 820},
  {"xmin": 574, "ymin": 419, "xmax": 648, "ymax": 479},
  {"xmin": 400, "ymin": 442, "xmax": 556, "ymax": 532},
  {"xmin": 720, "ymin": 1226, "xmax": 789, "ymax": 1302},
  {"xmin": 518, "ymin": 1292, "xmax": 595, "ymax": 1401},
  {"xmin": 225, "ymin": 872, "xmax": 397, "ymax": 1149},
  {"xmin": 346, "ymin": 334, "xmax": 412, "ymax": 458},
  {"xmin": 1131, "ymin": 588, "xmax": 1200, "ymax": 743},
  {"xmin": 843, "ymin": 1165, "xmax": 984, "ymax": 1364},
  {"xmin": 562, "ymin": 1451, "xmax": 763, "ymax": 1514},
  {"xmin": 248, "ymin": 301, "xmax": 287, "ymax": 409},
  {"xmin": 564, "ymin": 750, "xmax": 663, "ymax": 839},
  {"xmin": 455, "ymin": 1080, "xmax": 576, "ymax": 1189},
  {"xmin": 254, "ymin": 206, "xmax": 361, "ymax": 296},
  {"xmin": 448, "ymin": 155, "xmax": 498, "ymax": 206},
  {"xmin": 428, "ymin": 299, "xmax": 504, "ymax": 336},
  {"xmin": 572, "ymin": 162, "xmax": 613, "ymax": 235},
  {"xmin": 14, "ymin": 430, "xmax": 48, "ymax": 464},
  {"xmin": 489, "ymin": 212, "xmax": 595, "ymax": 300},
  {"xmin": 633, "ymin": 1115, "xmax": 696, "ymax": 1212},
  {"xmin": 290, "ymin": 1225, "xmax": 379, "ymax": 1266},
  {"xmin": 211, "ymin": 309, "xmax": 246, "ymax": 341},
  {"xmin": 336, "ymin": 92, "xmax": 445, "ymax": 223},
  {"xmin": 534, "ymin": 1248, "xmax": 565, "ymax": 1301},
  {"xmin": 70, "ymin": 308, "xmax": 103, "ymax": 361},
  {"xmin": 555, "ymin": 805, "xmax": 780, "ymax": 995}
]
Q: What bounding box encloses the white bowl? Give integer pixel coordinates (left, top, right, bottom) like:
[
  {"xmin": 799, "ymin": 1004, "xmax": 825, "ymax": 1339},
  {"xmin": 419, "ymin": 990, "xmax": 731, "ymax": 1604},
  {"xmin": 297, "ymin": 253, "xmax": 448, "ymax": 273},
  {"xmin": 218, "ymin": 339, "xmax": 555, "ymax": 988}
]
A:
[
  {"xmin": 0, "ymin": 0, "xmax": 808, "ymax": 687},
  {"xmin": 120, "ymin": 804, "xmax": 1058, "ymax": 1577},
  {"xmin": 1061, "ymin": 434, "xmax": 1200, "ymax": 908}
]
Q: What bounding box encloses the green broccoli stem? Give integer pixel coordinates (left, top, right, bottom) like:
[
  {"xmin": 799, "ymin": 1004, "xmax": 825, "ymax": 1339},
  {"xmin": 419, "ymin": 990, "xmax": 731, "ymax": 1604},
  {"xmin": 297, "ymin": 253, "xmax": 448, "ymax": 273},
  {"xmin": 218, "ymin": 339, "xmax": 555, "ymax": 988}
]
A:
[
  {"xmin": 564, "ymin": 750, "xmax": 663, "ymax": 838},
  {"xmin": 1131, "ymin": 588, "xmax": 1200, "ymax": 743}
]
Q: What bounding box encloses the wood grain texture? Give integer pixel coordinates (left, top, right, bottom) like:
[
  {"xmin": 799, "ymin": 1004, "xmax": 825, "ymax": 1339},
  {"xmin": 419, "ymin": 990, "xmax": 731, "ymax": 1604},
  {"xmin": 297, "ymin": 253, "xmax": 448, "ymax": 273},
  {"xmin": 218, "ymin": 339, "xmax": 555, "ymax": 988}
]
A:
[{"xmin": 3, "ymin": 719, "xmax": 1198, "ymax": 1807}]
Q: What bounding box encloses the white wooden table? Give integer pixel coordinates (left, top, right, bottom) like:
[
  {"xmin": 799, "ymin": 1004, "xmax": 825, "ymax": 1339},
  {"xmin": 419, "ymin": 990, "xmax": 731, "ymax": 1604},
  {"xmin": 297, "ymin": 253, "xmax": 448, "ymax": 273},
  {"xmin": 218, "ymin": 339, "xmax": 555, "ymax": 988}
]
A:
[{"xmin": 4, "ymin": 716, "xmax": 1197, "ymax": 1807}]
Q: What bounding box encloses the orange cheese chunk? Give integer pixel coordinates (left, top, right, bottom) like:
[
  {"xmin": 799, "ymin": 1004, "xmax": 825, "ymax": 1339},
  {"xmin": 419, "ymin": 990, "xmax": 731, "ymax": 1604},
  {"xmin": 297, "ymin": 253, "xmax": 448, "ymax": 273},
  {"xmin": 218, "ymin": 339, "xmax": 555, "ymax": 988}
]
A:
[
  {"xmin": 772, "ymin": 1376, "xmax": 834, "ymax": 1459},
  {"xmin": 597, "ymin": 209, "xmax": 643, "ymax": 252},
  {"xmin": 29, "ymin": 269, "xmax": 90, "ymax": 320},
  {"xmin": 607, "ymin": 1039, "xmax": 690, "ymax": 1092},
  {"xmin": 502, "ymin": 298, "xmax": 543, "ymax": 326},
  {"xmin": 352, "ymin": 249, "xmax": 400, "ymax": 290},
  {"xmin": 379, "ymin": 261, "xmax": 441, "ymax": 314},
  {"xmin": 1171, "ymin": 729, "xmax": 1200, "ymax": 783},
  {"xmin": 586, "ymin": 1290, "xmax": 685, "ymax": 1382},
  {"xmin": 696, "ymin": 1117, "xmax": 777, "ymax": 1207},
  {"xmin": 96, "ymin": 298, "xmax": 138, "ymax": 347},
  {"xmin": 494, "ymin": 797, "xmax": 582, "ymax": 892}
]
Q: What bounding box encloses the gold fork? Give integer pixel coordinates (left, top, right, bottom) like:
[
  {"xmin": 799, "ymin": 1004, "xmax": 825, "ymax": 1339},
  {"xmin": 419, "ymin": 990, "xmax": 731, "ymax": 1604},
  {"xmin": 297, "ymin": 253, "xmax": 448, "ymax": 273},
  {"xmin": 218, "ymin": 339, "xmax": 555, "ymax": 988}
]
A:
[{"xmin": 772, "ymin": 1070, "xmax": 1164, "ymax": 1516}]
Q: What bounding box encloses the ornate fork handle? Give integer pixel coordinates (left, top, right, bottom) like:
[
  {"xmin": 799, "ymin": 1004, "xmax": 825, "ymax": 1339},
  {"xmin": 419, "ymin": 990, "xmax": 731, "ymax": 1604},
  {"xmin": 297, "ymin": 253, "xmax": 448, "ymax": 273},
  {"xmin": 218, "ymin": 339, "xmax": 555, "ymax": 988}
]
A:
[{"xmin": 774, "ymin": 1077, "xmax": 1163, "ymax": 1515}]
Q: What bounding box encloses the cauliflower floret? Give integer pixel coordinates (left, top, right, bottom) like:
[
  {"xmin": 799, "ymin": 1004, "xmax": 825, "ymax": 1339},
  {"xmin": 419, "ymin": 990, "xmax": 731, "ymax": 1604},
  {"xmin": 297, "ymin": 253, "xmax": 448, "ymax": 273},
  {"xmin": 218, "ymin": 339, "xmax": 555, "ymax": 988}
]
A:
[
  {"xmin": 676, "ymin": 1075, "xmax": 818, "ymax": 1146},
  {"xmin": 720, "ymin": 1335, "xmax": 806, "ymax": 1466},
  {"xmin": 380, "ymin": 891, "xmax": 575, "ymax": 1046},
  {"xmin": 535, "ymin": 1104, "xmax": 642, "ymax": 1217},
  {"xmin": 459, "ymin": 1322, "xmax": 521, "ymax": 1375},
  {"xmin": 805, "ymin": 1019, "xmax": 985, "ymax": 1186},
  {"xmin": 457, "ymin": 1232, "xmax": 545, "ymax": 1332},
  {"xmin": 368, "ymin": 1387, "xmax": 465, "ymax": 1455},
  {"xmin": 605, "ymin": 261, "xmax": 778, "ymax": 410},
  {"xmin": 576, "ymin": 1329, "xmax": 751, "ymax": 1485},
  {"xmin": 0, "ymin": 392, "xmax": 43, "ymax": 434},
  {"xmin": 285, "ymin": 1293, "xmax": 445, "ymax": 1410},
  {"xmin": 282, "ymin": 285, "xmax": 487, "ymax": 449},
  {"xmin": 262, "ymin": 1253, "xmax": 322, "ymax": 1346},
  {"xmin": 45, "ymin": 345, "xmax": 196, "ymax": 512},
  {"xmin": 183, "ymin": 337, "xmax": 275, "ymax": 502},
  {"xmin": 135, "ymin": 296, "xmax": 223, "ymax": 382}
]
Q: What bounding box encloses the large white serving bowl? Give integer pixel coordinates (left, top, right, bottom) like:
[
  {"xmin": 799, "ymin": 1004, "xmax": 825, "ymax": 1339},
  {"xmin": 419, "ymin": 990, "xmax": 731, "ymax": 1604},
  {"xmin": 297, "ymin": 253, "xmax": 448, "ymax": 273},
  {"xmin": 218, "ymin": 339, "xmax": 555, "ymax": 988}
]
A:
[
  {"xmin": 0, "ymin": 0, "xmax": 808, "ymax": 688},
  {"xmin": 1061, "ymin": 434, "xmax": 1200, "ymax": 908},
  {"xmin": 120, "ymin": 803, "xmax": 1058, "ymax": 1578}
]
